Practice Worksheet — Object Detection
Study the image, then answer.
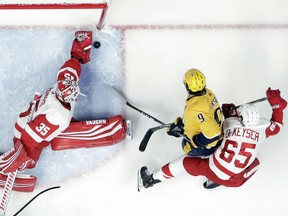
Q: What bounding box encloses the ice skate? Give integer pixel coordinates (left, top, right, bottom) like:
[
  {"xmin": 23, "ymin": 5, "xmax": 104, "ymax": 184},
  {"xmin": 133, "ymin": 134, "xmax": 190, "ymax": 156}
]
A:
[
  {"xmin": 137, "ymin": 166, "xmax": 161, "ymax": 192},
  {"xmin": 203, "ymin": 179, "xmax": 224, "ymax": 190}
]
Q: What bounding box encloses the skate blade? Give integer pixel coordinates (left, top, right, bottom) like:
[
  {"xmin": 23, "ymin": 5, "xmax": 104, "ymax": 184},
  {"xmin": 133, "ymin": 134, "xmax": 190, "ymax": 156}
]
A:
[
  {"xmin": 125, "ymin": 120, "xmax": 133, "ymax": 140},
  {"xmin": 137, "ymin": 168, "xmax": 143, "ymax": 192}
]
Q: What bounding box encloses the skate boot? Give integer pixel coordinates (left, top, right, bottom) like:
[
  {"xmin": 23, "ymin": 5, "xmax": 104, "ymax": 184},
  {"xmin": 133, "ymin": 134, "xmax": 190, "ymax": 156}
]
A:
[
  {"xmin": 203, "ymin": 179, "xmax": 222, "ymax": 190},
  {"xmin": 137, "ymin": 166, "xmax": 161, "ymax": 191},
  {"xmin": 71, "ymin": 31, "xmax": 92, "ymax": 64}
]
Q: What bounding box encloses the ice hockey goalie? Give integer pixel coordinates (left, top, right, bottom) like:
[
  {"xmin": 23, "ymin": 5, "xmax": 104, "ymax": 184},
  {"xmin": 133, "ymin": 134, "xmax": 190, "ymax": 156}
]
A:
[{"xmin": 51, "ymin": 115, "xmax": 132, "ymax": 150}]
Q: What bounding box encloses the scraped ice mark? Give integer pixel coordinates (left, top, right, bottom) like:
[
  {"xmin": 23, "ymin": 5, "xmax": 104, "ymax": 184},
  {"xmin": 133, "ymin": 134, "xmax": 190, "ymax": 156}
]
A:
[{"xmin": 0, "ymin": 26, "xmax": 126, "ymax": 186}]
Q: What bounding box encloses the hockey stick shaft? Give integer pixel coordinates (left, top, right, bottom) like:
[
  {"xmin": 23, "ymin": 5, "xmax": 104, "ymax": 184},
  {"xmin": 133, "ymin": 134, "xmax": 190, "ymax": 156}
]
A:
[
  {"xmin": 0, "ymin": 92, "xmax": 40, "ymax": 216},
  {"xmin": 139, "ymin": 96, "xmax": 268, "ymax": 152},
  {"xmin": 109, "ymin": 87, "xmax": 165, "ymax": 125},
  {"xmin": 126, "ymin": 102, "xmax": 165, "ymax": 125},
  {"xmin": 13, "ymin": 186, "xmax": 61, "ymax": 216},
  {"xmin": 235, "ymin": 97, "xmax": 267, "ymax": 108}
]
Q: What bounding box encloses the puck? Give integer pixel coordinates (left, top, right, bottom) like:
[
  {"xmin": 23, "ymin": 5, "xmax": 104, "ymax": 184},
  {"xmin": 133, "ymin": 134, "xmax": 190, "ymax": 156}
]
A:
[{"xmin": 93, "ymin": 41, "xmax": 101, "ymax": 49}]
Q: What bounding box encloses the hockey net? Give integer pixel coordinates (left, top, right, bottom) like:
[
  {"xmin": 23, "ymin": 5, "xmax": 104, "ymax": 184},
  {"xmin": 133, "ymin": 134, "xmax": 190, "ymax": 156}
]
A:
[{"xmin": 0, "ymin": 0, "xmax": 110, "ymax": 29}]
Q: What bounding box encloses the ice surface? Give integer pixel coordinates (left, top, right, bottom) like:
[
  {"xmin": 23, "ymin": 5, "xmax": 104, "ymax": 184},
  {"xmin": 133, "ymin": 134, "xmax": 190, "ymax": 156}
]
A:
[
  {"xmin": 0, "ymin": 26, "xmax": 126, "ymax": 186},
  {"xmin": 1, "ymin": 1, "xmax": 288, "ymax": 216}
]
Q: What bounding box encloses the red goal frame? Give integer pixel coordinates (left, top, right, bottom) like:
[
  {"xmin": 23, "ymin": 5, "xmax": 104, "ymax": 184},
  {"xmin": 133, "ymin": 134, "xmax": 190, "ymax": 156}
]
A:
[{"xmin": 0, "ymin": 3, "xmax": 109, "ymax": 30}]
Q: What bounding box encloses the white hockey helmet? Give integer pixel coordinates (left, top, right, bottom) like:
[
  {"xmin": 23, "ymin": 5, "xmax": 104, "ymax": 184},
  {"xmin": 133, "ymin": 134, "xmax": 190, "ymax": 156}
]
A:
[
  {"xmin": 55, "ymin": 79, "xmax": 79, "ymax": 103},
  {"xmin": 237, "ymin": 103, "xmax": 260, "ymax": 127}
]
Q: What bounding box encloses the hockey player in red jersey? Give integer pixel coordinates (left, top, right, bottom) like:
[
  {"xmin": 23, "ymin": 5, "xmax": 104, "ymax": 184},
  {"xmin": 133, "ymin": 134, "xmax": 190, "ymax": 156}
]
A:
[
  {"xmin": 0, "ymin": 31, "xmax": 93, "ymax": 190},
  {"xmin": 138, "ymin": 88, "xmax": 287, "ymax": 190}
]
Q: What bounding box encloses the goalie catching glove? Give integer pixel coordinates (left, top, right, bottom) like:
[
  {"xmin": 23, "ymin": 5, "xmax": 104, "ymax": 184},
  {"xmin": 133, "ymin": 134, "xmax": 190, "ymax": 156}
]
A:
[{"xmin": 167, "ymin": 117, "xmax": 184, "ymax": 138}]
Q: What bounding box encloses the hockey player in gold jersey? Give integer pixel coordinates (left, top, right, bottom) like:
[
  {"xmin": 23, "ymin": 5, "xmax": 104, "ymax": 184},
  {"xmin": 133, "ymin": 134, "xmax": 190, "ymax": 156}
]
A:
[{"xmin": 167, "ymin": 69, "xmax": 224, "ymax": 156}]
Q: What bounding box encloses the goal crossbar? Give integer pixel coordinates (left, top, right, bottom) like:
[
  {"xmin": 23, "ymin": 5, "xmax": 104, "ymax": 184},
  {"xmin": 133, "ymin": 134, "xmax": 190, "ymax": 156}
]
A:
[{"xmin": 0, "ymin": 3, "xmax": 109, "ymax": 29}]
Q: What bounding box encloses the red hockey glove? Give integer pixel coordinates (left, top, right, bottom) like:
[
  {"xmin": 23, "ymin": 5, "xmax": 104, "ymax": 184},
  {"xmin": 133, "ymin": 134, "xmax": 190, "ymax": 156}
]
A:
[
  {"xmin": 71, "ymin": 31, "xmax": 92, "ymax": 64},
  {"xmin": 221, "ymin": 103, "xmax": 238, "ymax": 118},
  {"xmin": 266, "ymin": 87, "xmax": 287, "ymax": 111},
  {"xmin": 167, "ymin": 117, "xmax": 184, "ymax": 138}
]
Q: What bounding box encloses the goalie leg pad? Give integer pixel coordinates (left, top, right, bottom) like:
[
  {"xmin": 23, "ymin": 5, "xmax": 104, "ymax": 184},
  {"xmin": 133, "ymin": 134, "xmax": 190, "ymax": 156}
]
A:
[
  {"xmin": 0, "ymin": 172, "xmax": 36, "ymax": 192},
  {"xmin": 51, "ymin": 115, "xmax": 130, "ymax": 150},
  {"xmin": 0, "ymin": 141, "xmax": 33, "ymax": 174}
]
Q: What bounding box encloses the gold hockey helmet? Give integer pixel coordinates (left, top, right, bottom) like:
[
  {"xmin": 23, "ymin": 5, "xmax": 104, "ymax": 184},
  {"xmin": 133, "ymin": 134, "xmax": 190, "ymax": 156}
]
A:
[{"xmin": 183, "ymin": 69, "xmax": 206, "ymax": 93}]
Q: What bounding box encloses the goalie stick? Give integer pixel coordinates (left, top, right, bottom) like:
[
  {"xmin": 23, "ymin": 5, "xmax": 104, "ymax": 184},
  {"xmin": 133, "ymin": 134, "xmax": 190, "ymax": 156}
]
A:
[
  {"xmin": 13, "ymin": 186, "xmax": 61, "ymax": 216},
  {"xmin": 0, "ymin": 92, "xmax": 40, "ymax": 216},
  {"xmin": 139, "ymin": 96, "xmax": 268, "ymax": 152}
]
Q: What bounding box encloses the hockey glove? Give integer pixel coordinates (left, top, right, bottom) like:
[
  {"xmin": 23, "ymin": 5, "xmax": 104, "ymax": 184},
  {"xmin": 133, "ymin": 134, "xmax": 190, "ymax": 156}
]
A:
[
  {"xmin": 71, "ymin": 31, "xmax": 92, "ymax": 64},
  {"xmin": 167, "ymin": 117, "xmax": 184, "ymax": 138},
  {"xmin": 221, "ymin": 103, "xmax": 238, "ymax": 118},
  {"xmin": 266, "ymin": 87, "xmax": 287, "ymax": 111}
]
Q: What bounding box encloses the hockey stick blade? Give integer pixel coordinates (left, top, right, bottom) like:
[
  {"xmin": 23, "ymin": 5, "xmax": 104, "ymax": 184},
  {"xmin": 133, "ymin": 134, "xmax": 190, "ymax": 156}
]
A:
[
  {"xmin": 13, "ymin": 186, "xmax": 61, "ymax": 216},
  {"xmin": 139, "ymin": 124, "xmax": 171, "ymax": 152}
]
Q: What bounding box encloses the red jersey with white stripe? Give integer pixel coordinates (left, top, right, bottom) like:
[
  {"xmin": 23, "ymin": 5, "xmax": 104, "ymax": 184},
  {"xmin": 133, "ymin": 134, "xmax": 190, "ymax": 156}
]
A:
[
  {"xmin": 14, "ymin": 58, "xmax": 81, "ymax": 154},
  {"xmin": 209, "ymin": 117, "xmax": 281, "ymax": 180}
]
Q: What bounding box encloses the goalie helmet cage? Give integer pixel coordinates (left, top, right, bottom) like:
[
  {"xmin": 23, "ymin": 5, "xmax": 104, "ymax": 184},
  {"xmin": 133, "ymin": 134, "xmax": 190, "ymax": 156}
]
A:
[{"xmin": 0, "ymin": 2, "xmax": 109, "ymax": 30}]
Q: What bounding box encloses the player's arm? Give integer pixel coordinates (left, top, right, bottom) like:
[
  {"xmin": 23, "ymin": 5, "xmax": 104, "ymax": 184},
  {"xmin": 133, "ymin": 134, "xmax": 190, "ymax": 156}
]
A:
[
  {"xmin": 14, "ymin": 96, "xmax": 42, "ymax": 140},
  {"xmin": 191, "ymin": 131, "xmax": 221, "ymax": 148},
  {"xmin": 265, "ymin": 87, "xmax": 287, "ymax": 138},
  {"xmin": 57, "ymin": 58, "xmax": 81, "ymax": 82},
  {"xmin": 182, "ymin": 115, "xmax": 222, "ymax": 156},
  {"xmin": 57, "ymin": 31, "xmax": 92, "ymax": 82}
]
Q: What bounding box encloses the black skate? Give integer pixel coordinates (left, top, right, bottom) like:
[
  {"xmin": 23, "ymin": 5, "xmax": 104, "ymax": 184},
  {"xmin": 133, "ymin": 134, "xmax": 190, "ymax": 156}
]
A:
[
  {"xmin": 203, "ymin": 179, "xmax": 223, "ymax": 190},
  {"xmin": 137, "ymin": 166, "xmax": 161, "ymax": 192}
]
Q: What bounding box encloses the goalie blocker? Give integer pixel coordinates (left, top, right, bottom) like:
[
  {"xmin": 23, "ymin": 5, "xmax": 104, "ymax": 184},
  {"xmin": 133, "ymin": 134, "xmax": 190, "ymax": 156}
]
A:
[{"xmin": 51, "ymin": 115, "xmax": 132, "ymax": 150}]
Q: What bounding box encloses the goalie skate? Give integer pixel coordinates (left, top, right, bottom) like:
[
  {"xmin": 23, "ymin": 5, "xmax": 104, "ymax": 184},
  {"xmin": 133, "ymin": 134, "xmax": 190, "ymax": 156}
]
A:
[
  {"xmin": 125, "ymin": 120, "xmax": 132, "ymax": 140},
  {"xmin": 137, "ymin": 168, "xmax": 144, "ymax": 192}
]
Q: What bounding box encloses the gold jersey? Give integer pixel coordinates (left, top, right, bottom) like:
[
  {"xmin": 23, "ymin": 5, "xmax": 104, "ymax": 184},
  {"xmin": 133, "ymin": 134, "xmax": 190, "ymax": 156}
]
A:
[{"xmin": 183, "ymin": 88, "xmax": 224, "ymax": 153}]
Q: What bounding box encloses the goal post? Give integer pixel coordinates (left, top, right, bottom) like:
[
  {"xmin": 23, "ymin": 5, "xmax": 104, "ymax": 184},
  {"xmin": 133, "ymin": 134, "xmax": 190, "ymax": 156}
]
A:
[{"xmin": 0, "ymin": 2, "xmax": 109, "ymax": 30}]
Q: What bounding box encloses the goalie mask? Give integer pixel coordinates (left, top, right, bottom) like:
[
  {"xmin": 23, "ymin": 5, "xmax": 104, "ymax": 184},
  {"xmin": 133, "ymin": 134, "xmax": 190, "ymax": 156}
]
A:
[
  {"xmin": 183, "ymin": 69, "xmax": 206, "ymax": 93},
  {"xmin": 237, "ymin": 104, "xmax": 260, "ymax": 127},
  {"xmin": 55, "ymin": 79, "xmax": 79, "ymax": 103}
]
